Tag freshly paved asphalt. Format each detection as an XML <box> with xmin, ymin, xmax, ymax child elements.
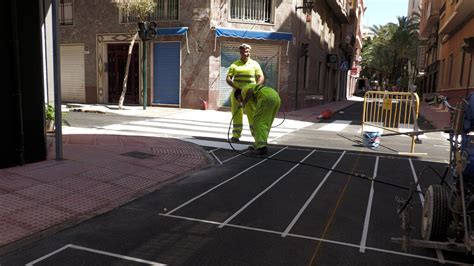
<box><xmin>1</xmin><ymin>102</ymin><xmax>473</xmax><ymax>265</ymax></box>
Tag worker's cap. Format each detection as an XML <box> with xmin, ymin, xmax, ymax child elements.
<box><xmin>239</xmin><ymin>43</ymin><xmax>252</xmax><ymax>50</ymax></box>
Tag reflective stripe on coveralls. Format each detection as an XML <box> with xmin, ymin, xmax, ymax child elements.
<box><xmin>241</xmin><ymin>84</ymin><xmax>281</xmax><ymax>149</ymax></box>
<box><xmin>227</xmin><ymin>59</ymin><xmax>263</xmax><ymax>139</ymax></box>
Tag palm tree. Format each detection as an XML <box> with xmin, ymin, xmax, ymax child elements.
<box><xmin>361</xmin><ymin>23</ymin><xmax>397</xmax><ymax>88</ymax></box>
<box><xmin>390</xmin><ymin>16</ymin><xmax>419</xmax><ymax>88</ymax></box>
<box><xmin>361</xmin><ymin>15</ymin><xmax>419</xmax><ymax>90</ymax></box>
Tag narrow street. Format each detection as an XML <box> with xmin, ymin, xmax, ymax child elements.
<box><xmin>3</xmin><ymin>0</ymin><xmax>474</xmax><ymax>265</ymax></box>
<box><xmin>1</xmin><ymin>104</ymin><xmax>471</xmax><ymax>265</ymax></box>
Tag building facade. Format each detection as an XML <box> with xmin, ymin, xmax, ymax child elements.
<box><xmin>51</xmin><ymin>0</ymin><xmax>356</xmax><ymax>111</ymax></box>
<box><xmin>418</xmin><ymin>0</ymin><xmax>474</xmax><ymax>99</ymax></box>
<box><xmin>418</xmin><ymin>0</ymin><xmax>441</xmax><ymax>95</ymax></box>
<box><xmin>408</xmin><ymin>0</ymin><xmax>421</xmax><ymax>18</ymax></box>
<box><xmin>437</xmin><ymin>0</ymin><xmax>474</xmax><ymax>99</ymax></box>
<box><xmin>345</xmin><ymin>0</ymin><xmax>365</xmax><ymax>97</ymax></box>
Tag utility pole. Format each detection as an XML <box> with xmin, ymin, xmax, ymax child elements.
<box><xmin>137</xmin><ymin>21</ymin><xmax>157</xmax><ymax>110</ymax></box>
<box><xmin>142</xmin><ymin>40</ymin><xmax>147</xmax><ymax>110</ymax></box>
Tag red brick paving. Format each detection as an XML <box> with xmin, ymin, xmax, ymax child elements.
<box><xmin>0</xmin><ymin>134</ymin><xmax>212</xmax><ymax>249</ymax></box>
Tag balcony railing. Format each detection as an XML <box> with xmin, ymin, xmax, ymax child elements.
<box><xmin>120</xmin><ymin>0</ymin><xmax>179</xmax><ymax>23</ymax></box>
<box><xmin>229</xmin><ymin>0</ymin><xmax>273</xmax><ymax>23</ymax></box>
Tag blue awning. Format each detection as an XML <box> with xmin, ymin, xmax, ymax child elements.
<box><xmin>215</xmin><ymin>27</ymin><xmax>293</xmax><ymax>41</ymax></box>
<box><xmin>155</xmin><ymin>27</ymin><xmax>189</xmax><ymax>53</ymax></box>
<box><xmin>156</xmin><ymin>27</ymin><xmax>188</xmax><ymax>36</ymax></box>
<box><xmin>213</xmin><ymin>27</ymin><xmax>293</xmax><ymax>54</ymax></box>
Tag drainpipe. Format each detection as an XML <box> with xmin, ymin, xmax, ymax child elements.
<box><xmin>10</xmin><ymin>0</ymin><xmax>25</xmax><ymax>165</ymax></box>
<box><xmin>466</xmin><ymin>52</ymin><xmax>472</xmax><ymax>97</ymax></box>
<box><xmin>295</xmin><ymin>2</ymin><xmax>304</xmax><ymax>111</ymax></box>
<box><xmin>52</xmin><ymin>0</ymin><xmax>63</xmax><ymax>160</ymax></box>
<box><xmin>143</xmin><ymin>40</ymin><xmax>147</xmax><ymax>110</ymax></box>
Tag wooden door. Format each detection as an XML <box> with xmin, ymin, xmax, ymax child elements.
<box><xmin>107</xmin><ymin>43</ymin><xmax>139</xmax><ymax>104</ymax></box>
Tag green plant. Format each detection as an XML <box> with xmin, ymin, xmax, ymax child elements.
<box><xmin>44</xmin><ymin>104</ymin><xmax>70</xmax><ymax>126</ymax></box>
<box><xmin>115</xmin><ymin>0</ymin><xmax>157</xmax><ymax>22</ymax></box>
<box><xmin>45</xmin><ymin>104</ymin><xmax>55</xmax><ymax>121</ymax></box>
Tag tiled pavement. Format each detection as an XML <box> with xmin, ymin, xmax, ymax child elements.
<box><xmin>418</xmin><ymin>101</ymin><xmax>451</xmax><ymax>129</ymax></box>
<box><xmin>0</xmin><ymin>96</ymin><xmax>446</xmax><ymax>253</ymax></box>
<box><xmin>0</xmin><ymin>134</ymin><xmax>212</xmax><ymax>253</ymax></box>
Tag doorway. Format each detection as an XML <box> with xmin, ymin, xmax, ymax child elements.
<box><xmin>107</xmin><ymin>43</ymin><xmax>139</xmax><ymax>104</ymax></box>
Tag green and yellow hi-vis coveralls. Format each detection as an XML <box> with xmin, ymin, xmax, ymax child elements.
<box><xmin>227</xmin><ymin>58</ymin><xmax>263</xmax><ymax>139</ymax></box>
<box><xmin>241</xmin><ymin>84</ymin><xmax>281</xmax><ymax>149</ymax></box>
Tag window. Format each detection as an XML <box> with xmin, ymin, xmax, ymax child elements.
<box><xmin>440</xmin><ymin>59</ymin><xmax>445</xmax><ymax>87</ymax></box>
<box><xmin>304</xmin><ymin>56</ymin><xmax>310</xmax><ymax>89</ymax></box>
<box><xmin>120</xmin><ymin>0</ymin><xmax>179</xmax><ymax>23</ymax></box>
<box><xmin>460</xmin><ymin>50</ymin><xmax>465</xmax><ymax>86</ymax></box>
<box><xmin>470</xmin><ymin>53</ymin><xmax>474</xmax><ymax>87</ymax></box>
<box><xmin>230</xmin><ymin>0</ymin><xmax>273</xmax><ymax>23</ymax></box>
<box><xmin>317</xmin><ymin>61</ymin><xmax>322</xmax><ymax>91</ymax></box>
<box><xmin>59</xmin><ymin>0</ymin><xmax>73</xmax><ymax>26</ymax></box>
<box><xmin>448</xmin><ymin>54</ymin><xmax>454</xmax><ymax>87</ymax></box>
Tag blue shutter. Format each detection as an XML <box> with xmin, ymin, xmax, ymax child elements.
<box><xmin>153</xmin><ymin>42</ymin><xmax>180</xmax><ymax>105</ymax></box>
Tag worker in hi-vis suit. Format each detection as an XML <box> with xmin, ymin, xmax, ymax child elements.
<box><xmin>234</xmin><ymin>84</ymin><xmax>280</xmax><ymax>156</ymax></box>
<box><xmin>226</xmin><ymin>43</ymin><xmax>264</xmax><ymax>143</ymax></box>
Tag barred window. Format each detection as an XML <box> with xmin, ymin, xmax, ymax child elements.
<box><xmin>120</xmin><ymin>0</ymin><xmax>179</xmax><ymax>23</ymax></box>
<box><xmin>59</xmin><ymin>0</ymin><xmax>73</xmax><ymax>26</ymax></box>
<box><xmin>230</xmin><ymin>0</ymin><xmax>273</xmax><ymax>24</ymax></box>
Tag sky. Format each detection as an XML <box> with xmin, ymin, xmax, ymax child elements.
<box><xmin>363</xmin><ymin>0</ymin><xmax>409</xmax><ymax>28</ymax></box>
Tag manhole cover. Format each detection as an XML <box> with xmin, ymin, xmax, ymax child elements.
<box><xmin>121</xmin><ymin>151</ymin><xmax>155</xmax><ymax>159</ymax></box>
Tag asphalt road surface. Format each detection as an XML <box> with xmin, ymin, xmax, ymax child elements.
<box><xmin>1</xmin><ymin>103</ymin><xmax>470</xmax><ymax>265</ymax></box>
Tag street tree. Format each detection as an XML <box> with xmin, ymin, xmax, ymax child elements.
<box><xmin>361</xmin><ymin>15</ymin><xmax>419</xmax><ymax>90</ymax></box>
<box><xmin>112</xmin><ymin>0</ymin><xmax>157</xmax><ymax>109</ymax></box>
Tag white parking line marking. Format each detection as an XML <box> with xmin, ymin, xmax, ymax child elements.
<box><xmin>26</xmin><ymin>244</ymin><xmax>165</xmax><ymax>265</ymax></box>
<box><xmin>222</xmin><ymin>150</ymin><xmax>249</xmax><ymax>163</ymax></box>
<box><xmin>26</xmin><ymin>245</ymin><xmax>71</xmax><ymax>266</ymax></box>
<box><xmin>186</xmin><ymin>139</ymin><xmax>248</xmax><ymax>150</ymax></box>
<box><xmin>318</xmin><ymin>120</ymin><xmax>351</xmax><ymax>132</ymax></box>
<box><xmin>433</xmin><ymin>145</ymin><xmax>449</xmax><ymax>148</ymax></box>
<box><xmin>359</xmin><ymin>156</ymin><xmax>378</xmax><ymax>253</ymax></box>
<box><xmin>209</xmin><ymin>150</ymin><xmax>223</xmax><ymax>165</ymax></box>
<box><xmin>364</xmin><ymin>245</ymin><xmax>457</xmax><ymax>264</ymax></box>
<box><xmin>218</xmin><ymin>150</ymin><xmax>317</xmax><ymax>228</ymax></box>
<box><xmin>166</xmin><ymin>147</ymin><xmax>288</xmax><ymax>215</ymax></box>
<box><xmin>68</xmin><ymin>244</ymin><xmax>165</xmax><ymax>265</ymax></box>
<box><xmin>281</xmin><ymin>151</ymin><xmax>346</xmax><ymax>237</ymax></box>
<box><xmin>160</xmin><ymin>213</ymin><xmax>221</xmax><ymax>225</ymax></box>
<box><xmin>436</xmin><ymin>249</ymin><xmax>445</xmax><ymax>264</ymax></box>
<box><xmin>160</xmin><ymin>213</ymin><xmax>465</xmax><ymax>265</ymax></box>
<box><xmin>409</xmin><ymin>159</ymin><xmax>424</xmax><ymax>207</ymax></box>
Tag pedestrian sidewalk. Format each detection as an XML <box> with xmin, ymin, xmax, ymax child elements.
<box><xmin>0</xmin><ymin>134</ymin><xmax>212</xmax><ymax>254</ymax></box>
<box><xmin>0</xmin><ymin>96</ymin><xmax>407</xmax><ymax>254</ymax></box>
<box><xmin>418</xmin><ymin>101</ymin><xmax>451</xmax><ymax>129</ymax></box>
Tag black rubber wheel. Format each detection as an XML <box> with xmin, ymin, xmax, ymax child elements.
<box><xmin>421</xmin><ymin>184</ymin><xmax>451</xmax><ymax>241</ymax></box>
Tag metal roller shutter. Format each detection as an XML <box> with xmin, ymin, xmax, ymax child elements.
<box><xmin>152</xmin><ymin>42</ymin><xmax>181</xmax><ymax>105</ymax></box>
<box><xmin>219</xmin><ymin>42</ymin><xmax>280</xmax><ymax>107</ymax></box>
<box><xmin>60</xmin><ymin>45</ymin><xmax>85</xmax><ymax>103</ymax></box>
